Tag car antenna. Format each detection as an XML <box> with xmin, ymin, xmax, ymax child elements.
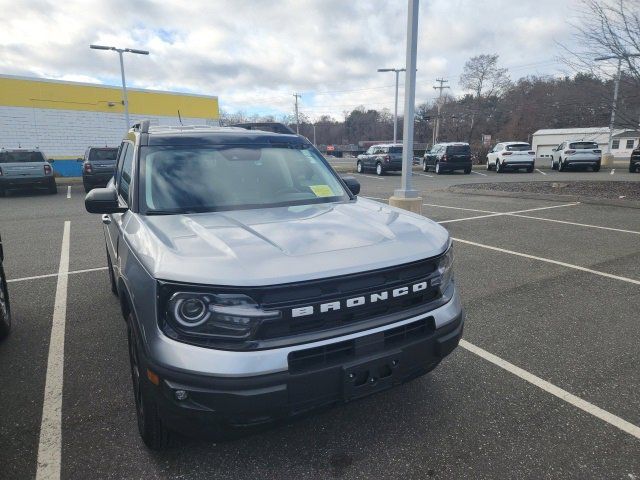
<box><xmin>177</xmin><ymin>109</ymin><xmax>183</xmax><ymax>126</ymax></box>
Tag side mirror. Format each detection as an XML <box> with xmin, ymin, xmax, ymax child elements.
<box><xmin>341</xmin><ymin>176</ymin><xmax>360</xmax><ymax>196</ymax></box>
<box><xmin>77</xmin><ymin>157</ymin><xmax>84</xmax><ymax>162</ymax></box>
<box><xmin>85</xmin><ymin>187</ymin><xmax>127</xmax><ymax>214</ymax></box>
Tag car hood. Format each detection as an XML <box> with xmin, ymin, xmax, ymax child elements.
<box><xmin>124</xmin><ymin>198</ymin><xmax>449</xmax><ymax>286</ymax></box>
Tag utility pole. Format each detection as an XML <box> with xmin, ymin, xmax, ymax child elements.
<box><xmin>389</xmin><ymin>0</ymin><xmax>421</xmax><ymax>214</ymax></box>
<box><xmin>377</xmin><ymin>68</ymin><xmax>406</xmax><ymax>143</ymax></box>
<box><xmin>595</xmin><ymin>53</ymin><xmax>640</xmax><ymax>155</ymax></box>
<box><xmin>293</xmin><ymin>93</ymin><xmax>302</xmax><ymax>134</ymax></box>
<box><xmin>433</xmin><ymin>78</ymin><xmax>449</xmax><ymax>144</ymax></box>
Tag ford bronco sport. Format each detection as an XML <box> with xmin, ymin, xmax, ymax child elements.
<box><xmin>84</xmin><ymin>121</ymin><xmax>464</xmax><ymax>450</ymax></box>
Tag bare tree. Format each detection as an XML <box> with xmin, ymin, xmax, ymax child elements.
<box><xmin>459</xmin><ymin>54</ymin><xmax>511</xmax><ymax>99</ymax></box>
<box><xmin>560</xmin><ymin>0</ymin><xmax>640</xmax><ymax>84</ymax></box>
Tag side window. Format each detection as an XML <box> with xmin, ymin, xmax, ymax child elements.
<box><xmin>114</xmin><ymin>143</ymin><xmax>127</xmax><ymax>185</ymax></box>
<box><xmin>612</xmin><ymin>140</ymin><xmax>620</xmax><ymax>150</ymax></box>
<box><xmin>626</xmin><ymin>139</ymin><xmax>634</xmax><ymax>149</ymax></box>
<box><xmin>366</xmin><ymin>147</ymin><xmax>374</xmax><ymax>155</ymax></box>
<box><xmin>117</xmin><ymin>143</ymin><xmax>134</xmax><ymax>203</ymax></box>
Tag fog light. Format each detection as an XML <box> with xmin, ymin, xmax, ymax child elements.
<box><xmin>175</xmin><ymin>390</ymin><xmax>188</xmax><ymax>401</ymax></box>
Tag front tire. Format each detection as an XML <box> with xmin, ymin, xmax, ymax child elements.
<box><xmin>435</xmin><ymin>162</ymin><xmax>443</xmax><ymax>175</ymax></box>
<box><xmin>464</xmin><ymin>166</ymin><xmax>471</xmax><ymax>174</ymax></box>
<box><xmin>551</xmin><ymin>159</ymin><xmax>557</xmax><ymax>170</ymax></box>
<box><xmin>48</xmin><ymin>179</ymin><xmax>58</xmax><ymax>194</ymax></box>
<box><xmin>375</xmin><ymin>162</ymin><xmax>383</xmax><ymax>176</ymax></box>
<box><xmin>496</xmin><ymin>160</ymin><xmax>503</xmax><ymax>173</ymax></box>
<box><xmin>486</xmin><ymin>161</ymin><xmax>492</xmax><ymax>171</ymax></box>
<box><xmin>559</xmin><ymin>158</ymin><xmax>566</xmax><ymax>171</ymax></box>
<box><xmin>422</xmin><ymin>160</ymin><xmax>428</xmax><ymax>172</ymax></box>
<box><xmin>128</xmin><ymin>318</ymin><xmax>172</xmax><ymax>451</ymax></box>
<box><xmin>526</xmin><ymin>165</ymin><xmax>534</xmax><ymax>173</ymax></box>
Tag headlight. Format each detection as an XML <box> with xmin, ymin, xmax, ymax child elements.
<box><xmin>166</xmin><ymin>292</ymin><xmax>281</xmax><ymax>340</ymax></box>
<box><xmin>434</xmin><ymin>244</ymin><xmax>454</xmax><ymax>292</ymax></box>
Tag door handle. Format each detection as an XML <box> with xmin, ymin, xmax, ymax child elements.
<box><xmin>102</xmin><ymin>215</ymin><xmax>112</xmax><ymax>225</ymax></box>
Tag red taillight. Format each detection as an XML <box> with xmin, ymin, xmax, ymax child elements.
<box><xmin>442</xmin><ymin>154</ymin><xmax>448</xmax><ymax>161</ymax></box>
<box><xmin>528</xmin><ymin>151</ymin><xmax>535</xmax><ymax>155</ymax></box>
<box><xmin>84</xmin><ymin>163</ymin><xmax>93</xmax><ymax>173</ymax></box>
<box><xmin>502</xmin><ymin>152</ymin><xmax>513</xmax><ymax>156</ymax></box>
<box><xmin>593</xmin><ymin>149</ymin><xmax>601</xmax><ymax>153</ymax></box>
<box><xmin>384</xmin><ymin>155</ymin><xmax>390</xmax><ymax>162</ymax></box>
<box><xmin>564</xmin><ymin>150</ymin><xmax>576</xmax><ymax>154</ymax></box>
<box><xmin>44</xmin><ymin>164</ymin><xmax>52</xmax><ymax>175</ymax></box>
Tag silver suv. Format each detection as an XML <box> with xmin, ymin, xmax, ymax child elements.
<box><xmin>85</xmin><ymin>121</ymin><xmax>464</xmax><ymax>450</ymax></box>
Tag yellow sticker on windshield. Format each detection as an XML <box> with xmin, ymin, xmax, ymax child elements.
<box><xmin>309</xmin><ymin>185</ymin><xmax>334</xmax><ymax>197</ymax></box>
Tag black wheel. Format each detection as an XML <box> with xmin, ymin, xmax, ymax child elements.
<box><xmin>48</xmin><ymin>180</ymin><xmax>58</xmax><ymax>194</ymax></box>
<box><xmin>375</xmin><ymin>162</ymin><xmax>383</xmax><ymax>176</ymax></box>
<box><xmin>486</xmin><ymin>161</ymin><xmax>493</xmax><ymax>171</ymax></box>
<box><xmin>356</xmin><ymin>161</ymin><xmax>363</xmax><ymax>173</ymax></box>
<box><xmin>496</xmin><ymin>160</ymin><xmax>503</xmax><ymax>173</ymax></box>
<box><xmin>435</xmin><ymin>162</ymin><xmax>443</xmax><ymax>175</ymax></box>
<box><xmin>559</xmin><ymin>158</ymin><xmax>566</xmax><ymax>171</ymax></box>
<box><xmin>106</xmin><ymin>250</ymin><xmax>118</xmax><ymax>295</ymax></box>
<box><xmin>592</xmin><ymin>162</ymin><xmax>600</xmax><ymax>172</ymax></box>
<box><xmin>0</xmin><ymin>266</ymin><xmax>11</xmax><ymax>340</ymax></box>
<box><xmin>526</xmin><ymin>165</ymin><xmax>534</xmax><ymax>173</ymax></box>
<box><xmin>630</xmin><ymin>164</ymin><xmax>638</xmax><ymax>173</ymax></box>
<box><xmin>551</xmin><ymin>159</ymin><xmax>557</xmax><ymax>170</ymax></box>
<box><xmin>422</xmin><ymin>160</ymin><xmax>428</xmax><ymax>172</ymax></box>
<box><xmin>464</xmin><ymin>166</ymin><xmax>471</xmax><ymax>174</ymax></box>
<box><xmin>127</xmin><ymin>317</ymin><xmax>172</xmax><ymax>450</ymax></box>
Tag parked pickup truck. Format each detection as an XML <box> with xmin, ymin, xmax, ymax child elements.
<box><xmin>0</xmin><ymin>149</ymin><xmax>57</xmax><ymax>195</ymax></box>
<box><xmin>356</xmin><ymin>144</ymin><xmax>403</xmax><ymax>176</ymax></box>
<box><xmin>85</xmin><ymin>122</ymin><xmax>464</xmax><ymax>450</ymax></box>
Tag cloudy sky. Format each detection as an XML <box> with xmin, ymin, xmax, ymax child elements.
<box><xmin>0</xmin><ymin>0</ymin><xmax>581</xmax><ymax>120</ymax></box>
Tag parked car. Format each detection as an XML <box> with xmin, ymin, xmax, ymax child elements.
<box><xmin>486</xmin><ymin>142</ymin><xmax>535</xmax><ymax>173</ymax></box>
<box><xmin>85</xmin><ymin>121</ymin><xmax>463</xmax><ymax>450</ymax></box>
<box><xmin>0</xmin><ymin>149</ymin><xmax>57</xmax><ymax>195</ymax></box>
<box><xmin>423</xmin><ymin>143</ymin><xmax>472</xmax><ymax>174</ymax></box>
<box><xmin>0</xmin><ymin>234</ymin><xmax>11</xmax><ymax>340</ymax></box>
<box><xmin>550</xmin><ymin>141</ymin><xmax>601</xmax><ymax>171</ymax></box>
<box><xmin>82</xmin><ymin>147</ymin><xmax>119</xmax><ymax>192</ymax></box>
<box><xmin>630</xmin><ymin>147</ymin><xmax>640</xmax><ymax>173</ymax></box>
<box><xmin>356</xmin><ymin>144</ymin><xmax>403</xmax><ymax>175</ymax></box>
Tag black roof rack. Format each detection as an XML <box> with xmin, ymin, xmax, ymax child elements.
<box><xmin>230</xmin><ymin>122</ymin><xmax>296</xmax><ymax>135</ymax></box>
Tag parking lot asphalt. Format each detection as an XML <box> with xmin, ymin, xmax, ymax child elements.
<box><xmin>0</xmin><ymin>171</ymin><xmax>639</xmax><ymax>479</ymax></box>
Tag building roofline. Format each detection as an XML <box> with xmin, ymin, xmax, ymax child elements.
<box><xmin>0</xmin><ymin>73</ymin><xmax>217</xmax><ymax>100</ymax></box>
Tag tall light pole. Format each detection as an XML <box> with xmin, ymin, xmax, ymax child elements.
<box><xmin>433</xmin><ymin>78</ymin><xmax>449</xmax><ymax>144</ymax></box>
<box><xmin>293</xmin><ymin>93</ymin><xmax>302</xmax><ymax>134</ymax></box>
<box><xmin>595</xmin><ymin>53</ymin><xmax>640</xmax><ymax>155</ymax></box>
<box><xmin>312</xmin><ymin>122</ymin><xmax>317</xmax><ymax>146</ymax></box>
<box><xmin>378</xmin><ymin>68</ymin><xmax>406</xmax><ymax>144</ymax></box>
<box><xmin>389</xmin><ymin>0</ymin><xmax>421</xmax><ymax>214</ymax></box>
<box><xmin>90</xmin><ymin>44</ymin><xmax>149</xmax><ymax>130</ymax></box>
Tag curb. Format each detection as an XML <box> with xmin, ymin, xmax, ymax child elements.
<box><xmin>54</xmin><ymin>177</ymin><xmax>83</xmax><ymax>186</ymax></box>
<box><xmin>448</xmin><ymin>186</ymin><xmax>640</xmax><ymax>210</ymax></box>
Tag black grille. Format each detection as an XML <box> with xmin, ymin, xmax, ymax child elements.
<box><xmin>288</xmin><ymin>317</ymin><xmax>433</xmax><ymax>373</ymax></box>
<box><xmin>256</xmin><ymin>256</ymin><xmax>441</xmax><ymax>340</ymax></box>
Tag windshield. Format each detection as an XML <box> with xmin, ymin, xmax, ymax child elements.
<box><xmin>506</xmin><ymin>143</ymin><xmax>531</xmax><ymax>151</ymax></box>
<box><xmin>388</xmin><ymin>146</ymin><xmax>402</xmax><ymax>153</ymax></box>
<box><xmin>569</xmin><ymin>142</ymin><xmax>599</xmax><ymax>150</ymax></box>
<box><xmin>0</xmin><ymin>151</ymin><xmax>45</xmax><ymax>163</ymax></box>
<box><xmin>89</xmin><ymin>149</ymin><xmax>118</xmax><ymax>161</ymax></box>
<box><xmin>139</xmin><ymin>145</ymin><xmax>350</xmax><ymax>214</ymax></box>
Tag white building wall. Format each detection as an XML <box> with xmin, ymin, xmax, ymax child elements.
<box><xmin>0</xmin><ymin>106</ymin><xmax>218</xmax><ymax>158</ymax></box>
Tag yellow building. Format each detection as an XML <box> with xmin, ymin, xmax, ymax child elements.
<box><xmin>0</xmin><ymin>74</ymin><xmax>219</xmax><ymax>168</ymax></box>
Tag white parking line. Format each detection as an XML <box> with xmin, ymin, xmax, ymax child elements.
<box><xmin>7</xmin><ymin>266</ymin><xmax>108</xmax><ymax>284</ymax></box>
<box><xmin>437</xmin><ymin>202</ymin><xmax>580</xmax><ymax>224</ymax></box>
<box><xmin>471</xmin><ymin>171</ymin><xmax>487</xmax><ymax>176</ymax></box>
<box><xmin>460</xmin><ymin>340</ymin><xmax>640</xmax><ymax>440</ymax></box>
<box><xmin>66</xmin><ymin>186</ymin><xmax>71</xmax><ymax>199</ymax></box>
<box><xmin>357</xmin><ymin>174</ymin><xmax>385</xmax><ymax>180</ymax></box>
<box><xmin>536</xmin><ymin>169</ymin><xmax>547</xmax><ymax>175</ymax></box>
<box><xmin>423</xmin><ymin>203</ymin><xmax>496</xmax><ymax>214</ymax></box>
<box><xmin>452</xmin><ymin>237</ymin><xmax>640</xmax><ymax>285</ymax></box>
<box><xmin>36</xmin><ymin>221</ymin><xmax>70</xmax><ymax>480</ymax></box>
<box><xmin>509</xmin><ymin>213</ymin><xmax>640</xmax><ymax>235</ymax></box>
<box><xmin>361</xmin><ymin>196</ymin><xmax>387</xmax><ymax>201</ymax></box>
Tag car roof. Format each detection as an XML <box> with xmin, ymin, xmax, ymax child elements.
<box><xmin>370</xmin><ymin>143</ymin><xmax>403</xmax><ymax>148</ymax></box>
<box><xmin>139</xmin><ymin>125</ymin><xmax>308</xmax><ymax>147</ymax></box>
<box><xmin>1</xmin><ymin>148</ymin><xmax>43</xmax><ymax>152</ymax></box>
<box><xmin>501</xmin><ymin>141</ymin><xmax>530</xmax><ymax>145</ymax></box>
<box><xmin>438</xmin><ymin>142</ymin><xmax>469</xmax><ymax>146</ymax></box>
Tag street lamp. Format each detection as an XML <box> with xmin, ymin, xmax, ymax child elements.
<box><xmin>595</xmin><ymin>53</ymin><xmax>640</xmax><ymax>155</ymax></box>
<box><xmin>90</xmin><ymin>44</ymin><xmax>149</xmax><ymax>130</ymax></box>
<box><xmin>377</xmin><ymin>68</ymin><xmax>406</xmax><ymax>144</ymax></box>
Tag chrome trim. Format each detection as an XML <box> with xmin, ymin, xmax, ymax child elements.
<box><xmin>148</xmin><ymin>286</ymin><xmax>463</xmax><ymax>377</ymax></box>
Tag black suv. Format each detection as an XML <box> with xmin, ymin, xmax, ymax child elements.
<box><xmin>0</xmin><ymin>235</ymin><xmax>11</xmax><ymax>340</ymax></box>
<box><xmin>423</xmin><ymin>143</ymin><xmax>472</xmax><ymax>174</ymax></box>
<box><xmin>630</xmin><ymin>147</ymin><xmax>640</xmax><ymax>173</ymax></box>
<box><xmin>356</xmin><ymin>144</ymin><xmax>403</xmax><ymax>176</ymax></box>
<box><xmin>82</xmin><ymin>147</ymin><xmax>119</xmax><ymax>192</ymax></box>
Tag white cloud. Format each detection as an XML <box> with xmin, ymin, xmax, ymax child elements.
<box><xmin>0</xmin><ymin>0</ymin><xmax>579</xmax><ymax>119</ymax></box>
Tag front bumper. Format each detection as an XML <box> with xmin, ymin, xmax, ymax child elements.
<box><xmin>142</xmin><ymin>291</ymin><xmax>464</xmax><ymax>434</ymax></box>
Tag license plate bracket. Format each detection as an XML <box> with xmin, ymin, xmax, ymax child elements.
<box><xmin>342</xmin><ymin>351</ymin><xmax>402</xmax><ymax>402</ymax></box>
